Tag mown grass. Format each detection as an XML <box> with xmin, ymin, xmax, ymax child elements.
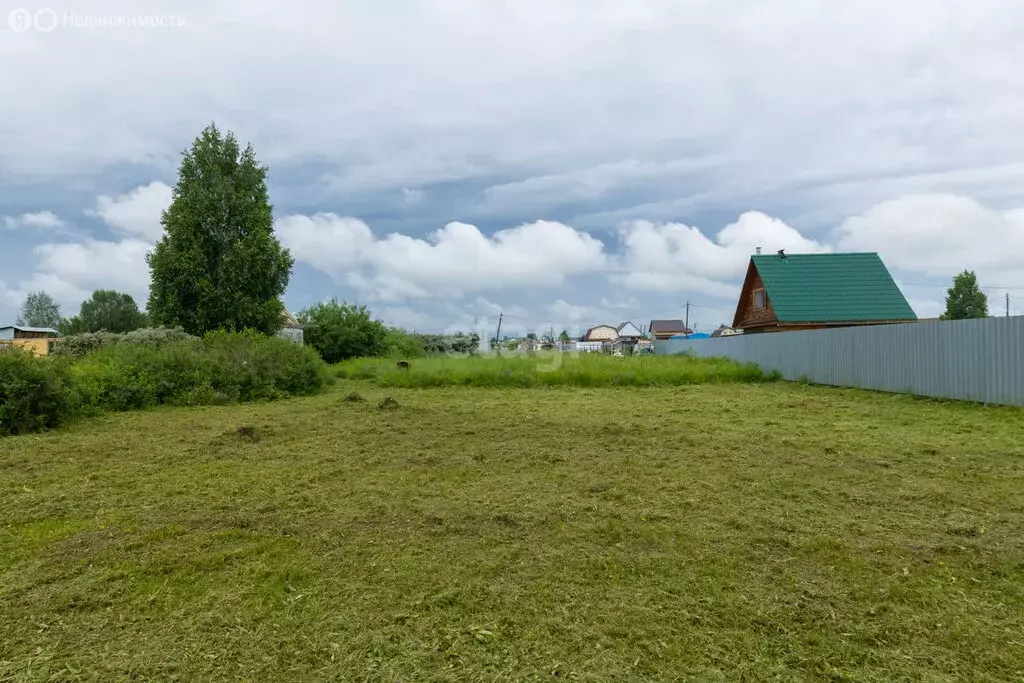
<box><xmin>335</xmin><ymin>352</ymin><xmax>775</xmax><ymax>387</ymax></box>
<box><xmin>1</xmin><ymin>380</ymin><xmax>1023</xmax><ymax>681</ymax></box>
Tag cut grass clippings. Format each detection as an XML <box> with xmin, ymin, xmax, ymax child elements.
<box><xmin>1</xmin><ymin>380</ymin><xmax>1023</xmax><ymax>681</ymax></box>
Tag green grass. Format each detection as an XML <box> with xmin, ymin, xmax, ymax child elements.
<box><xmin>1</xmin><ymin>380</ymin><xmax>1023</xmax><ymax>681</ymax></box>
<box><xmin>335</xmin><ymin>352</ymin><xmax>775</xmax><ymax>387</ymax></box>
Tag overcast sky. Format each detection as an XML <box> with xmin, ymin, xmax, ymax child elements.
<box><xmin>3</xmin><ymin>0</ymin><xmax>1024</xmax><ymax>336</ymax></box>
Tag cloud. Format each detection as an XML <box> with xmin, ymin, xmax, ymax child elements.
<box><xmin>3</xmin><ymin>211</ymin><xmax>67</xmax><ymax>231</ymax></box>
<box><xmin>277</xmin><ymin>214</ymin><xmax>608</xmax><ymax>301</ymax></box>
<box><xmin>90</xmin><ymin>181</ymin><xmax>173</xmax><ymax>241</ymax></box>
<box><xmin>0</xmin><ymin>181</ymin><xmax>169</xmax><ymax>317</ymax></box>
<box><xmin>3</xmin><ymin>0</ymin><xmax>1024</xmax><ymax>233</ymax></box>
<box><xmin>617</xmin><ymin>211</ymin><xmax>830</xmax><ymax>294</ymax></box>
<box><xmin>836</xmin><ymin>193</ymin><xmax>1024</xmax><ymax>281</ymax></box>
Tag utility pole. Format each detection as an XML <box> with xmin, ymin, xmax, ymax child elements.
<box><xmin>494</xmin><ymin>312</ymin><xmax>503</xmax><ymax>345</ymax></box>
<box><xmin>685</xmin><ymin>300</ymin><xmax>690</xmax><ymax>331</ymax></box>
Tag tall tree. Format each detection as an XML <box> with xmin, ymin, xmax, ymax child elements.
<box><xmin>147</xmin><ymin>123</ymin><xmax>294</xmax><ymax>335</ymax></box>
<box><xmin>941</xmin><ymin>270</ymin><xmax>988</xmax><ymax>320</ymax></box>
<box><xmin>63</xmin><ymin>289</ymin><xmax>149</xmax><ymax>334</ymax></box>
<box><xmin>558</xmin><ymin>329</ymin><xmax>570</xmax><ymax>343</ymax></box>
<box><xmin>16</xmin><ymin>290</ymin><xmax>62</xmax><ymax>329</ymax></box>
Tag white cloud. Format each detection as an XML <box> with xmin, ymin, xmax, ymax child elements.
<box><xmin>90</xmin><ymin>181</ymin><xmax>173</xmax><ymax>241</ymax></box>
<box><xmin>836</xmin><ymin>193</ymin><xmax>1024</xmax><ymax>282</ymax></box>
<box><xmin>5</xmin><ymin>239</ymin><xmax>154</xmax><ymax>316</ymax></box>
<box><xmin>3</xmin><ymin>211</ymin><xmax>67</xmax><ymax>231</ymax></box>
<box><xmin>2</xmin><ymin>0</ymin><xmax>1024</xmax><ymax>230</ymax></box>
<box><xmin>618</xmin><ymin>211</ymin><xmax>830</xmax><ymax>294</ymax></box>
<box><xmin>278</xmin><ymin>214</ymin><xmax>608</xmax><ymax>301</ymax></box>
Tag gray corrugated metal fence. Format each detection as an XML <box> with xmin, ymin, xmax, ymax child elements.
<box><xmin>656</xmin><ymin>317</ymin><xmax>1024</xmax><ymax>406</ymax></box>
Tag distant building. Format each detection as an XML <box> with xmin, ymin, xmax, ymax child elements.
<box><xmin>583</xmin><ymin>324</ymin><xmax>618</xmax><ymax>342</ymax></box>
<box><xmin>648</xmin><ymin>319</ymin><xmax>692</xmax><ymax>340</ymax></box>
<box><xmin>0</xmin><ymin>325</ymin><xmax>61</xmax><ymax>356</ymax></box>
<box><xmin>615</xmin><ymin>321</ymin><xmax>645</xmax><ymax>340</ymax></box>
<box><xmin>0</xmin><ymin>325</ymin><xmax>59</xmax><ymax>340</ymax></box>
<box><xmin>733</xmin><ymin>252</ymin><xmax>917</xmax><ymax>333</ymax></box>
<box><xmin>275</xmin><ymin>311</ymin><xmax>304</xmax><ymax>345</ymax></box>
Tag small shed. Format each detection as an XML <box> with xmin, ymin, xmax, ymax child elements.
<box><xmin>0</xmin><ymin>325</ymin><xmax>59</xmax><ymax>340</ymax></box>
<box><xmin>0</xmin><ymin>325</ymin><xmax>61</xmax><ymax>356</ymax></box>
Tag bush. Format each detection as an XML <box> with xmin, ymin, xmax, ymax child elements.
<box><xmin>0</xmin><ymin>350</ymin><xmax>78</xmax><ymax>436</ymax></box>
<box><xmin>72</xmin><ymin>330</ymin><xmax>330</xmax><ymax>412</ymax></box>
<box><xmin>2</xmin><ymin>331</ymin><xmax>331</xmax><ymax>435</ymax></box>
<box><xmin>298</xmin><ymin>300</ymin><xmax>387</xmax><ymax>363</ymax></box>
<box><xmin>51</xmin><ymin>326</ymin><xmax>195</xmax><ymax>358</ymax></box>
<box><xmin>383</xmin><ymin>328</ymin><xmax>427</xmax><ymax>359</ymax></box>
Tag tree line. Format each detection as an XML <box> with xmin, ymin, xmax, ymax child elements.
<box><xmin>12</xmin><ymin>122</ymin><xmax>480</xmax><ymax>361</ymax></box>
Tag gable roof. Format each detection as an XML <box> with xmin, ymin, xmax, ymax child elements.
<box><xmin>648</xmin><ymin>319</ymin><xmax>691</xmax><ymax>335</ymax></box>
<box><xmin>616</xmin><ymin>321</ymin><xmax>644</xmax><ymax>337</ymax></box>
<box><xmin>747</xmin><ymin>252</ymin><xmax>916</xmax><ymax>323</ymax></box>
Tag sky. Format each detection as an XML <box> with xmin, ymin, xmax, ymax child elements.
<box><xmin>3</xmin><ymin>0</ymin><xmax>1024</xmax><ymax>339</ymax></box>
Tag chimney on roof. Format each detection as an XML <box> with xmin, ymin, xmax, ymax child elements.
<box><xmin>755</xmin><ymin>246</ymin><xmax>761</xmax><ymax>255</ymax></box>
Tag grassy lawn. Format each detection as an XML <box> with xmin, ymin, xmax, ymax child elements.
<box><xmin>1</xmin><ymin>377</ymin><xmax>1022</xmax><ymax>681</ymax></box>
<box><xmin>334</xmin><ymin>353</ymin><xmax>775</xmax><ymax>387</ymax></box>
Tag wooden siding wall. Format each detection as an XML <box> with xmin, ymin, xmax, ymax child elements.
<box><xmin>0</xmin><ymin>338</ymin><xmax>53</xmax><ymax>356</ymax></box>
<box><xmin>734</xmin><ymin>265</ymin><xmax>777</xmax><ymax>329</ymax></box>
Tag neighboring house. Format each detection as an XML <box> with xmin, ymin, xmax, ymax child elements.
<box><xmin>583</xmin><ymin>324</ymin><xmax>618</xmax><ymax>342</ymax></box>
<box><xmin>616</xmin><ymin>321</ymin><xmax>645</xmax><ymax>340</ymax></box>
<box><xmin>648</xmin><ymin>319</ymin><xmax>692</xmax><ymax>340</ymax></box>
<box><xmin>0</xmin><ymin>325</ymin><xmax>61</xmax><ymax>356</ymax></box>
<box><xmin>733</xmin><ymin>252</ymin><xmax>917</xmax><ymax>333</ymax></box>
<box><xmin>275</xmin><ymin>311</ymin><xmax>304</xmax><ymax>345</ymax></box>
<box><xmin>610</xmin><ymin>321</ymin><xmax>646</xmax><ymax>355</ymax></box>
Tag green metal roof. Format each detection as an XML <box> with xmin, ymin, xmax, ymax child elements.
<box><xmin>751</xmin><ymin>252</ymin><xmax>917</xmax><ymax>323</ymax></box>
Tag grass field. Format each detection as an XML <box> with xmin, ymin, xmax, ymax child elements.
<box><xmin>335</xmin><ymin>353</ymin><xmax>775</xmax><ymax>387</ymax></box>
<box><xmin>1</xmin><ymin>373</ymin><xmax>1023</xmax><ymax>681</ymax></box>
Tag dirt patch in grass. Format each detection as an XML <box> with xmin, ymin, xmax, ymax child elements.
<box><xmin>378</xmin><ymin>396</ymin><xmax>400</xmax><ymax>410</ymax></box>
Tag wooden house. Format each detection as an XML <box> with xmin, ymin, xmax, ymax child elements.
<box><xmin>583</xmin><ymin>324</ymin><xmax>618</xmax><ymax>342</ymax></box>
<box><xmin>648</xmin><ymin>319</ymin><xmax>692</xmax><ymax>340</ymax></box>
<box><xmin>733</xmin><ymin>252</ymin><xmax>916</xmax><ymax>333</ymax></box>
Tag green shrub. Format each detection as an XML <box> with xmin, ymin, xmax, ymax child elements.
<box><xmin>383</xmin><ymin>328</ymin><xmax>427</xmax><ymax>359</ymax></box>
<box><xmin>0</xmin><ymin>350</ymin><xmax>78</xmax><ymax>436</ymax></box>
<box><xmin>71</xmin><ymin>330</ymin><xmax>329</xmax><ymax>412</ymax></box>
<box><xmin>298</xmin><ymin>300</ymin><xmax>387</xmax><ymax>363</ymax></box>
<box><xmin>2</xmin><ymin>331</ymin><xmax>330</xmax><ymax>436</ymax></box>
<box><xmin>51</xmin><ymin>326</ymin><xmax>195</xmax><ymax>358</ymax></box>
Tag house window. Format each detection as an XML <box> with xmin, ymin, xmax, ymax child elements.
<box><xmin>753</xmin><ymin>289</ymin><xmax>766</xmax><ymax>310</ymax></box>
